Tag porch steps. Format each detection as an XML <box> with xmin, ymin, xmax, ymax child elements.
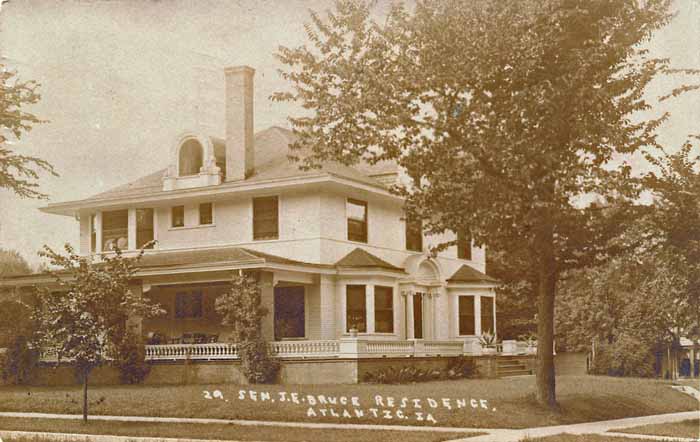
<box><xmin>496</xmin><ymin>356</ymin><xmax>533</xmax><ymax>377</ymax></box>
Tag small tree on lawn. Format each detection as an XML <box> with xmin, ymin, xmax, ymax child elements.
<box><xmin>215</xmin><ymin>271</ymin><xmax>278</xmax><ymax>383</ymax></box>
<box><xmin>33</xmin><ymin>244</ymin><xmax>163</xmax><ymax>421</ymax></box>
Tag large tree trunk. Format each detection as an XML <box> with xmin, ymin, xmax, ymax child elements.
<box><xmin>82</xmin><ymin>369</ymin><xmax>89</xmax><ymax>422</ymax></box>
<box><xmin>535</xmin><ymin>222</ymin><xmax>558</xmax><ymax>410</ymax></box>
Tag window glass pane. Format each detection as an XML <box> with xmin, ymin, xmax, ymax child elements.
<box><xmin>175</xmin><ymin>291</ymin><xmax>203</xmax><ymax>319</ymax></box>
<box><xmin>274</xmin><ymin>286</ymin><xmax>305</xmax><ymax>339</ymax></box>
<box><xmin>481</xmin><ymin>297</ymin><xmax>495</xmax><ymax>335</ymax></box>
<box><xmin>459</xmin><ymin>295</ymin><xmax>475</xmax><ymax>335</ymax></box>
<box><xmin>406</xmin><ymin>217</ymin><xmax>423</xmax><ymax>252</ymax></box>
<box><xmin>458</xmin><ymin>232</ymin><xmax>472</xmax><ymax>260</ymax></box>
<box><xmin>102</xmin><ymin>210</ymin><xmax>128</xmax><ymax>251</ymax></box>
<box><xmin>199</xmin><ymin>203</ymin><xmax>213</xmax><ymax>225</ymax></box>
<box><xmin>347</xmin><ymin>199</ymin><xmax>367</xmax><ymax>243</ymax></box>
<box><xmin>374</xmin><ymin>286</ymin><xmax>393</xmax><ymax>333</ymax></box>
<box><xmin>136</xmin><ymin>208</ymin><xmax>154</xmax><ymax>249</ymax></box>
<box><xmin>172</xmin><ymin>206</ymin><xmax>184</xmax><ymax>228</ymax></box>
<box><xmin>253</xmin><ymin>196</ymin><xmax>278</xmax><ymax>240</ymax></box>
<box><xmin>413</xmin><ymin>294</ymin><xmax>423</xmax><ymax>339</ymax></box>
<box><xmin>346</xmin><ymin>285</ymin><xmax>366</xmax><ymax>332</ymax></box>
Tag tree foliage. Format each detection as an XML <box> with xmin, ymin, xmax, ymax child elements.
<box><xmin>0</xmin><ymin>248</ymin><xmax>32</xmax><ymax>278</ymax></box>
<box><xmin>215</xmin><ymin>271</ymin><xmax>279</xmax><ymax>383</ymax></box>
<box><xmin>33</xmin><ymin>244</ymin><xmax>163</xmax><ymax>420</ymax></box>
<box><xmin>0</xmin><ymin>65</ymin><xmax>56</xmax><ymax>199</ymax></box>
<box><xmin>273</xmin><ymin>0</ymin><xmax>677</xmax><ymax>406</ymax></box>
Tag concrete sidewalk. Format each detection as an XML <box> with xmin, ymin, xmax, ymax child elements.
<box><xmin>1</xmin><ymin>410</ymin><xmax>698</xmax><ymax>442</ymax></box>
<box><xmin>446</xmin><ymin>410</ymin><xmax>700</xmax><ymax>442</ymax></box>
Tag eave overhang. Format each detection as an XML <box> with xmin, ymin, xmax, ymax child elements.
<box><xmin>41</xmin><ymin>173</ymin><xmax>401</xmax><ymax>217</ymax></box>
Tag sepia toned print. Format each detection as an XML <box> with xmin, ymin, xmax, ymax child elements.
<box><xmin>0</xmin><ymin>1</ymin><xmax>699</xmax><ymax>441</ymax></box>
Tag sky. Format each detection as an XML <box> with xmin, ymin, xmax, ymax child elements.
<box><xmin>0</xmin><ymin>0</ymin><xmax>699</xmax><ymax>268</ymax></box>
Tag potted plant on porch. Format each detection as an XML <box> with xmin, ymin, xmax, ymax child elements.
<box><xmin>478</xmin><ymin>331</ymin><xmax>499</xmax><ymax>355</ymax></box>
<box><xmin>520</xmin><ymin>332</ymin><xmax>538</xmax><ymax>355</ymax></box>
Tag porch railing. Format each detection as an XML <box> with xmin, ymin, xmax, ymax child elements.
<box><xmin>39</xmin><ymin>338</ymin><xmax>538</xmax><ymax>363</ymax></box>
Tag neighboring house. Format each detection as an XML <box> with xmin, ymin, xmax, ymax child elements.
<box><xmin>3</xmin><ymin>66</ymin><xmax>534</xmax><ymax>384</ymax></box>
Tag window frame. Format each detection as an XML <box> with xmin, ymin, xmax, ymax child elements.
<box><xmin>171</xmin><ymin>205</ymin><xmax>185</xmax><ymax>228</ymax></box>
<box><xmin>101</xmin><ymin>209</ymin><xmax>128</xmax><ymax>252</ymax></box>
<box><xmin>346</xmin><ymin>198</ymin><xmax>368</xmax><ymax>243</ymax></box>
<box><xmin>457</xmin><ymin>231</ymin><xmax>472</xmax><ymax>260</ymax></box>
<box><xmin>174</xmin><ymin>290</ymin><xmax>203</xmax><ymax>320</ymax></box>
<box><xmin>199</xmin><ymin>202</ymin><xmax>214</xmax><ymax>226</ymax></box>
<box><xmin>458</xmin><ymin>295</ymin><xmax>476</xmax><ymax>336</ymax></box>
<box><xmin>253</xmin><ymin>195</ymin><xmax>279</xmax><ymax>240</ymax></box>
<box><xmin>405</xmin><ymin>216</ymin><xmax>423</xmax><ymax>252</ymax></box>
<box><xmin>345</xmin><ymin>284</ymin><xmax>367</xmax><ymax>333</ymax></box>
<box><xmin>374</xmin><ymin>285</ymin><xmax>394</xmax><ymax>333</ymax></box>
<box><xmin>480</xmin><ymin>295</ymin><xmax>495</xmax><ymax>336</ymax></box>
<box><xmin>136</xmin><ymin>208</ymin><xmax>155</xmax><ymax>249</ymax></box>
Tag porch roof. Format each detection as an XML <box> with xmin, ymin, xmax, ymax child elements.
<box><xmin>447</xmin><ymin>265</ymin><xmax>500</xmax><ymax>284</ymax></box>
<box><xmin>136</xmin><ymin>246</ymin><xmax>332</xmax><ymax>271</ymax></box>
<box><xmin>334</xmin><ymin>248</ymin><xmax>404</xmax><ymax>272</ymax></box>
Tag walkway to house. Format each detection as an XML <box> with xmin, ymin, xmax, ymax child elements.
<box><xmin>1</xmin><ymin>410</ymin><xmax>699</xmax><ymax>442</ymax></box>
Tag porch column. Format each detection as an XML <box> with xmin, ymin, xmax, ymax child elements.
<box><xmin>319</xmin><ymin>275</ymin><xmax>336</xmax><ymax>340</ymax></box>
<box><xmin>126</xmin><ymin>282</ymin><xmax>144</xmax><ymax>337</ymax></box>
<box><xmin>366</xmin><ymin>284</ymin><xmax>375</xmax><ymax>334</ymax></box>
<box><xmin>128</xmin><ymin>208</ymin><xmax>137</xmax><ymax>250</ymax></box>
<box><xmin>403</xmin><ymin>290</ymin><xmax>415</xmax><ymax>339</ymax></box>
<box><xmin>95</xmin><ymin>211</ymin><xmax>103</xmax><ymax>253</ymax></box>
<box><xmin>259</xmin><ymin>271</ymin><xmax>275</xmax><ymax>340</ymax></box>
<box><xmin>475</xmin><ymin>295</ymin><xmax>482</xmax><ymax>336</ymax></box>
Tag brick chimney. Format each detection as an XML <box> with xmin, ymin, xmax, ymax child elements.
<box><xmin>224</xmin><ymin>66</ymin><xmax>255</xmax><ymax>181</ymax></box>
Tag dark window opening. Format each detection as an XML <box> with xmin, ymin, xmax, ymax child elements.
<box><xmin>199</xmin><ymin>203</ymin><xmax>213</xmax><ymax>225</ymax></box>
<box><xmin>175</xmin><ymin>290</ymin><xmax>203</xmax><ymax>319</ymax></box>
<box><xmin>347</xmin><ymin>199</ymin><xmax>368</xmax><ymax>243</ymax></box>
<box><xmin>458</xmin><ymin>231</ymin><xmax>472</xmax><ymax>260</ymax></box>
<box><xmin>253</xmin><ymin>196</ymin><xmax>278</xmax><ymax>240</ymax></box>
<box><xmin>346</xmin><ymin>285</ymin><xmax>366</xmax><ymax>332</ymax></box>
<box><xmin>374</xmin><ymin>286</ymin><xmax>394</xmax><ymax>333</ymax></box>
<box><xmin>413</xmin><ymin>294</ymin><xmax>423</xmax><ymax>339</ymax></box>
<box><xmin>172</xmin><ymin>206</ymin><xmax>185</xmax><ymax>228</ymax></box>
<box><xmin>178</xmin><ymin>139</ymin><xmax>203</xmax><ymax>176</ymax></box>
<box><xmin>136</xmin><ymin>208</ymin><xmax>154</xmax><ymax>249</ymax></box>
<box><xmin>459</xmin><ymin>296</ymin><xmax>475</xmax><ymax>335</ymax></box>
<box><xmin>102</xmin><ymin>210</ymin><xmax>128</xmax><ymax>251</ymax></box>
<box><xmin>274</xmin><ymin>286</ymin><xmax>305</xmax><ymax>340</ymax></box>
<box><xmin>481</xmin><ymin>296</ymin><xmax>495</xmax><ymax>335</ymax></box>
<box><xmin>406</xmin><ymin>216</ymin><xmax>423</xmax><ymax>252</ymax></box>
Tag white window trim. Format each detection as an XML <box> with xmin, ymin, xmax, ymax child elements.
<box><xmin>252</xmin><ymin>194</ymin><xmax>280</xmax><ymax>241</ymax></box>
<box><xmin>198</xmin><ymin>202</ymin><xmax>216</xmax><ymax>226</ymax></box>
<box><xmin>345</xmin><ymin>197</ymin><xmax>369</xmax><ymax>244</ymax></box>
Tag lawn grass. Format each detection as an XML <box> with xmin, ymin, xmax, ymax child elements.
<box><xmin>521</xmin><ymin>434</ymin><xmax>680</xmax><ymax>442</ymax></box>
<box><xmin>0</xmin><ymin>417</ymin><xmax>480</xmax><ymax>442</ymax></box>
<box><xmin>612</xmin><ymin>418</ymin><xmax>700</xmax><ymax>439</ymax></box>
<box><xmin>0</xmin><ymin>375</ymin><xmax>696</xmax><ymax>429</ymax></box>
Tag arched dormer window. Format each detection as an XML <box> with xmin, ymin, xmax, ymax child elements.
<box><xmin>178</xmin><ymin>139</ymin><xmax>203</xmax><ymax>176</ymax></box>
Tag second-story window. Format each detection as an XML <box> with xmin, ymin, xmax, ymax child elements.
<box><xmin>171</xmin><ymin>206</ymin><xmax>185</xmax><ymax>228</ymax></box>
<box><xmin>102</xmin><ymin>210</ymin><xmax>128</xmax><ymax>251</ymax></box>
<box><xmin>199</xmin><ymin>203</ymin><xmax>213</xmax><ymax>225</ymax></box>
<box><xmin>347</xmin><ymin>198</ymin><xmax>368</xmax><ymax>243</ymax></box>
<box><xmin>405</xmin><ymin>216</ymin><xmax>423</xmax><ymax>252</ymax></box>
<box><xmin>136</xmin><ymin>208</ymin><xmax>154</xmax><ymax>249</ymax></box>
<box><xmin>253</xmin><ymin>196</ymin><xmax>278</xmax><ymax>240</ymax></box>
<box><xmin>458</xmin><ymin>231</ymin><xmax>472</xmax><ymax>260</ymax></box>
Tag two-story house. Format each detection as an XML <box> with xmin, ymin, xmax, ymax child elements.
<box><xmin>5</xmin><ymin>66</ymin><xmax>534</xmax><ymax>384</ymax></box>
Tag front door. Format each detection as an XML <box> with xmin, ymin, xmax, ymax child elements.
<box><xmin>274</xmin><ymin>286</ymin><xmax>305</xmax><ymax>340</ymax></box>
<box><xmin>413</xmin><ymin>293</ymin><xmax>423</xmax><ymax>339</ymax></box>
